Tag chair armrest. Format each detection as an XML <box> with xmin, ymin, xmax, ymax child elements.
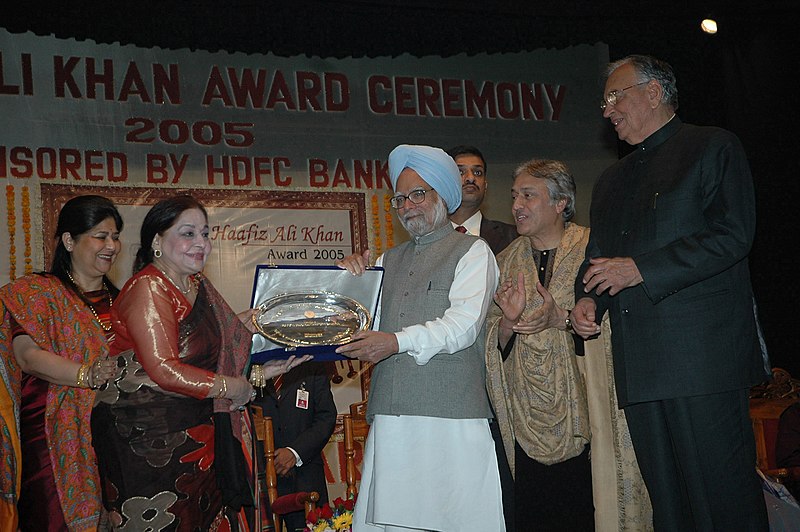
<box><xmin>272</xmin><ymin>491</ymin><xmax>320</xmax><ymax>514</ymax></box>
<box><xmin>764</xmin><ymin>468</ymin><xmax>791</xmax><ymax>481</ymax></box>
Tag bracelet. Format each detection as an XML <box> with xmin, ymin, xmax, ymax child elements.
<box><xmin>249</xmin><ymin>364</ymin><xmax>266</xmax><ymax>390</ymax></box>
<box><xmin>76</xmin><ymin>363</ymin><xmax>90</xmax><ymax>388</ymax></box>
<box><xmin>216</xmin><ymin>375</ymin><xmax>227</xmax><ymax>398</ymax></box>
<box><xmin>564</xmin><ymin>309</ymin><xmax>574</xmax><ymax>332</ymax></box>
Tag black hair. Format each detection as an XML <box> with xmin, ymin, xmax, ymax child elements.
<box><xmin>51</xmin><ymin>194</ymin><xmax>123</xmax><ymax>298</ymax></box>
<box><xmin>134</xmin><ymin>194</ymin><xmax>208</xmax><ymax>274</ymax></box>
<box><xmin>445</xmin><ymin>145</ymin><xmax>487</xmax><ymax>173</ymax></box>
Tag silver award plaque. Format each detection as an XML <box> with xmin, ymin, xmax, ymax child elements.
<box><xmin>252</xmin><ymin>291</ymin><xmax>371</xmax><ymax>347</ymax></box>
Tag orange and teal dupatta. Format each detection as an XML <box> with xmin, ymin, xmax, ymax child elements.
<box><xmin>0</xmin><ymin>274</ymin><xmax>108</xmax><ymax>531</ymax></box>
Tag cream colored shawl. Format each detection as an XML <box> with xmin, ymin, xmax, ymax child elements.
<box><xmin>486</xmin><ymin>223</ymin><xmax>591</xmax><ymax>467</ymax></box>
<box><xmin>486</xmin><ymin>222</ymin><xmax>653</xmax><ymax>530</ymax></box>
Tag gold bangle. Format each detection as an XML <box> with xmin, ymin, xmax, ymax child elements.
<box><xmin>76</xmin><ymin>363</ymin><xmax>89</xmax><ymax>388</ymax></box>
<box><xmin>249</xmin><ymin>364</ymin><xmax>266</xmax><ymax>390</ymax></box>
<box><xmin>216</xmin><ymin>375</ymin><xmax>227</xmax><ymax>398</ymax></box>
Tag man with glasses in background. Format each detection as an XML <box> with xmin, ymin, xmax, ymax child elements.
<box><xmin>571</xmin><ymin>54</ymin><xmax>768</xmax><ymax>530</ymax></box>
<box><xmin>336</xmin><ymin>144</ymin><xmax>505</xmax><ymax>531</ymax></box>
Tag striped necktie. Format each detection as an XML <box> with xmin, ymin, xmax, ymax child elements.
<box><xmin>273</xmin><ymin>374</ymin><xmax>284</xmax><ymax>398</ymax></box>
<box><xmin>455</xmin><ymin>225</ymin><xmax>468</xmax><ymax>233</ymax></box>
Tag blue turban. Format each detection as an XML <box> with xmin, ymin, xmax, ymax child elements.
<box><xmin>388</xmin><ymin>144</ymin><xmax>462</xmax><ymax>214</ymax></box>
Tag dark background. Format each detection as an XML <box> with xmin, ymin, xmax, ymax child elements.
<box><xmin>3</xmin><ymin>0</ymin><xmax>799</xmax><ymax>376</ymax></box>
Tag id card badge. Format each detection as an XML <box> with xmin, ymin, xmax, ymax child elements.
<box><xmin>296</xmin><ymin>386</ymin><xmax>309</xmax><ymax>409</ymax></box>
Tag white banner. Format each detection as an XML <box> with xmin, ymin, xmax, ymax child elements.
<box><xmin>1</xmin><ymin>26</ymin><xmax>614</xmax><ymax>501</ymax></box>
<box><xmin>1</xmin><ymin>29</ymin><xmax>614</xmax><ymax>291</ymax></box>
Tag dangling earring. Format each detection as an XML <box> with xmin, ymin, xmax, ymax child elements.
<box><xmin>154</xmin><ymin>249</ymin><xmax>162</xmax><ymax>258</ymax></box>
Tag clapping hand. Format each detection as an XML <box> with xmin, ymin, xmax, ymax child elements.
<box><xmin>512</xmin><ymin>281</ymin><xmax>565</xmax><ymax>335</ymax></box>
<box><xmin>494</xmin><ymin>272</ymin><xmax>527</xmax><ymax>326</ymax></box>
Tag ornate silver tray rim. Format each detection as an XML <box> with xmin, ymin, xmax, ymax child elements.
<box><xmin>252</xmin><ymin>291</ymin><xmax>371</xmax><ymax>347</ymax></box>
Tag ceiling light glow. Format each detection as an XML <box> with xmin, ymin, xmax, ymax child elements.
<box><xmin>701</xmin><ymin>18</ymin><xmax>718</xmax><ymax>34</ymax></box>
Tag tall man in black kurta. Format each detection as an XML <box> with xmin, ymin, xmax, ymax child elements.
<box><xmin>571</xmin><ymin>55</ymin><xmax>768</xmax><ymax>530</ymax></box>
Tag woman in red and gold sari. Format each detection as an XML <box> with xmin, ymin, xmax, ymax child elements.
<box><xmin>0</xmin><ymin>195</ymin><xmax>122</xmax><ymax>531</ymax></box>
<box><xmin>92</xmin><ymin>195</ymin><xmax>307</xmax><ymax>531</ymax></box>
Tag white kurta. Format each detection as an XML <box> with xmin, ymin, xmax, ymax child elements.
<box><xmin>353</xmin><ymin>416</ymin><xmax>504</xmax><ymax>532</ymax></box>
<box><xmin>352</xmin><ymin>240</ymin><xmax>505</xmax><ymax>532</ymax></box>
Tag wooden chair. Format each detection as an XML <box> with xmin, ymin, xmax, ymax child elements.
<box><xmin>749</xmin><ymin>368</ymin><xmax>800</xmax><ymax>482</ymax></box>
<box><xmin>251</xmin><ymin>405</ymin><xmax>319</xmax><ymax>532</ymax></box>
<box><xmin>342</xmin><ymin>400</ymin><xmax>370</xmax><ymax>498</ymax></box>
<box><xmin>750</xmin><ymin>396</ymin><xmax>797</xmax><ymax>475</ymax></box>
<box><xmin>350</xmin><ymin>399</ymin><xmax>368</xmax><ymax>420</ymax></box>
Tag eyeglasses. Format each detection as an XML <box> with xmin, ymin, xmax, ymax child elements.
<box><xmin>600</xmin><ymin>81</ymin><xmax>649</xmax><ymax>110</ymax></box>
<box><xmin>390</xmin><ymin>188</ymin><xmax>434</xmax><ymax>209</ymax></box>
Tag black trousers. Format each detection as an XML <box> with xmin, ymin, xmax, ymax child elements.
<box><xmin>490</xmin><ymin>418</ymin><xmax>515</xmax><ymax>532</ymax></box>
<box><xmin>625</xmin><ymin>389</ymin><xmax>768</xmax><ymax>531</ymax></box>
<box><xmin>515</xmin><ymin>442</ymin><xmax>594</xmax><ymax>531</ymax></box>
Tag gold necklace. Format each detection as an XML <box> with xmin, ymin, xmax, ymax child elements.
<box><xmin>157</xmin><ymin>266</ymin><xmax>197</xmax><ymax>295</ymax></box>
<box><xmin>66</xmin><ymin>271</ymin><xmax>113</xmax><ymax>331</ymax></box>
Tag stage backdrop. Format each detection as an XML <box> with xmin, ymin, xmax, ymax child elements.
<box><xmin>1</xmin><ymin>27</ymin><xmax>614</xmax><ymax>499</ymax></box>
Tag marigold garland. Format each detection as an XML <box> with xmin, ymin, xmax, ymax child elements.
<box><xmin>22</xmin><ymin>186</ymin><xmax>32</xmax><ymax>275</ymax></box>
<box><xmin>371</xmin><ymin>194</ymin><xmax>382</xmax><ymax>257</ymax></box>
<box><xmin>383</xmin><ymin>194</ymin><xmax>394</xmax><ymax>248</ymax></box>
<box><xmin>6</xmin><ymin>185</ymin><xmax>17</xmax><ymax>280</ymax></box>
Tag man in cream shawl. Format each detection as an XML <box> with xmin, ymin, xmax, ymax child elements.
<box><xmin>485</xmin><ymin>159</ymin><xmax>652</xmax><ymax>531</ymax></box>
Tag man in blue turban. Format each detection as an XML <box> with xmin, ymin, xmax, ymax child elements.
<box><xmin>387</xmin><ymin>144</ymin><xmax>463</xmax><ymax>214</ymax></box>
<box><xmin>336</xmin><ymin>144</ymin><xmax>505</xmax><ymax>531</ymax></box>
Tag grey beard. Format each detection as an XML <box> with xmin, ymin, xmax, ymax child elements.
<box><xmin>400</xmin><ymin>198</ymin><xmax>449</xmax><ymax>237</ymax></box>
